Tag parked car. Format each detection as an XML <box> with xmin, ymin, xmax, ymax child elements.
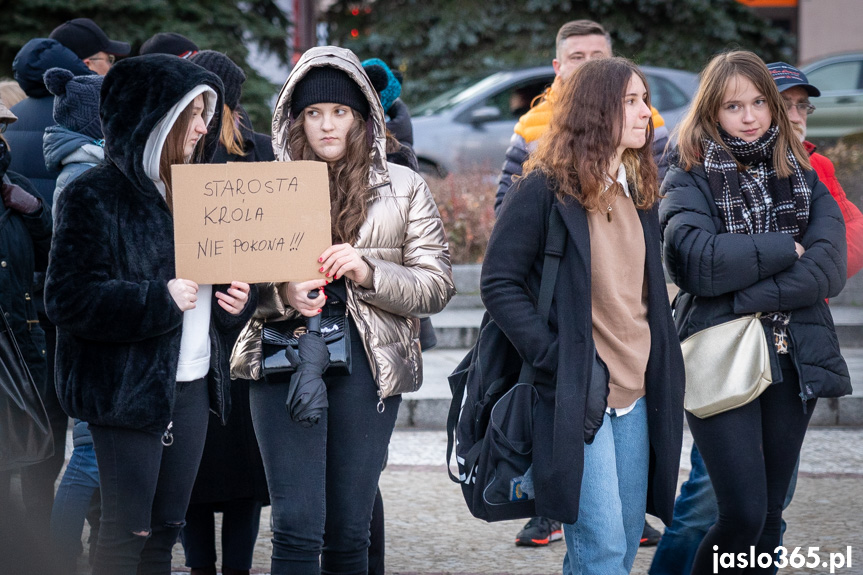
<box><xmin>411</xmin><ymin>65</ymin><xmax>698</xmax><ymax>177</ymax></box>
<box><xmin>802</xmin><ymin>52</ymin><xmax>863</xmax><ymax>138</ymax></box>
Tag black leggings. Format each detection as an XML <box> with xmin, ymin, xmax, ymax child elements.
<box><xmin>687</xmin><ymin>359</ymin><xmax>814</xmax><ymax>575</ymax></box>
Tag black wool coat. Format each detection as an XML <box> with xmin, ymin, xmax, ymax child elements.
<box><xmin>481</xmin><ymin>171</ymin><xmax>685</xmax><ymax>525</ymax></box>
<box><xmin>45</xmin><ymin>55</ymin><xmax>257</xmax><ymax>434</ymax></box>
<box><xmin>0</xmin><ymin>172</ymin><xmax>52</xmax><ymax>388</ymax></box>
<box><xmin>660</xmin><ymin>163</ymin><xmax>851</xmax><ymax>402</ymax></box>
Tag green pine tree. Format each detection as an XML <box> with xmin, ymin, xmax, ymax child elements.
<box><xmin>0</xmin><ymin>0</ymin><xmax>291</xmax><ymax>131</ymax></box>
<box><xmin>324</xmin><ymin>0</ymin><xmax>794</xmax><ymax>106</ymax></box>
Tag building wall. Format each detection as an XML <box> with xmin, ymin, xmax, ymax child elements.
<box><xmin>799</xmin><ymin>0</ymin><xmax>863</xmax><ymax>64</ymax></box>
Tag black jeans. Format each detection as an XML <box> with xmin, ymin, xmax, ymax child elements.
<box><xmin>89</xmin><ymin>378</ymin><xmax>209</xmax><ymax>575</ymax></box>
<box><xmin>21</xmin><ymin>322</ymin><xmax>69</xmax><ymax>538</ymax></box>
<box><xmin>182</xmin><ymin>499</ymin><xmax>263</xmax><ymax>570</ymax></box>
<box><xmin>250</xmin><ymin>319</ymin><xmax>400</xmax><ymax>575</ymax></box>
<box><xmin>688</xmin><ymin>359</ymin><xmax>814</xmax><ymax>575</ymax></box>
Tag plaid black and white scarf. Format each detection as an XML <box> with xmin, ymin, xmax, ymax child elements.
<box><xmin>703</xmin><ymin>125</ymin><xmax>811</xmax><ymax>352</ymax></box>
<box><xmin>703</xmin><ymin>124</ymin><xmax>811</xmax><ymax>241</ymax></box>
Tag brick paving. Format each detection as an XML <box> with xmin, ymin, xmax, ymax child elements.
<box><xmin>162</xmin><ymin>427</ymin><xmax>863</xmax><ymax>574</ymax></box>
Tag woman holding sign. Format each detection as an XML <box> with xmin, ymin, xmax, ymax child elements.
<box><xmin>44</xmin><ymin>54</ymin><xmax>256</xmax><ymax>575</ymax></box>
<box><xmin>231</xmin><ymin>46</ymin><xmax>454</xmax><ymax>575</ymax></box>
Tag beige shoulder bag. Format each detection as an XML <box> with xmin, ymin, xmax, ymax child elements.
<box><xmin>681</xmin><ymin>313</ymin><xmax>773</xmax><ymax>419</ymax></box>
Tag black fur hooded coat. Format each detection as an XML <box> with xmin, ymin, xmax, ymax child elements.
<box><xmin>45</xmin><ymin>55</ymin><xmax>257</xmax><ymax>434</ymax></box>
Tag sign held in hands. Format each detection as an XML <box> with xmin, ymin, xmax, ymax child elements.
<box><xmin>172</xmin><ymin>161</ymin><xmax>332</xmax><ymax>284</ymax></box>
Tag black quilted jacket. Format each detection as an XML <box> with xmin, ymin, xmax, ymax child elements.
<box><xmin>660</xmin><ymin>162</ymin><xmax>851</xmax><ymax>403</ymax></box>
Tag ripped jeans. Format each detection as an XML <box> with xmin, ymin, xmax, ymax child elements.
<box><xmin>89</xmin><ymin>378</ymin><xmax>209</xmax><ymax>575</ymax></box>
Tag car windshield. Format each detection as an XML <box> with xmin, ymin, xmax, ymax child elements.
<box><xmin>413</xmin><ymin>72</ymin><xmax>518</xmax><ymax>116</ymax></box>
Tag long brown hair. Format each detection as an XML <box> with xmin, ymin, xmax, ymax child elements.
<box><xmin>675</xmin><ymin>50</ymin><xmax>810</xmax><ymax>174</ymax></box>
<box><xmin>288</xmin><ymin>110</ymin><xmax>372</xmax><ymax>244</ymax></box>
<box><xmin>159</xmin><ymin>98</ymin><xmax>206</xmax><ymax>212</ymax></box>
<box><xmin>220</xmin><ymin>105</ymin><xmax>246</xmax><ymax>156</ymax></box>
<box><xmin>524</xmin><ymin>57</ymin><xmax>658</xmax><ymax>212</ymax></box>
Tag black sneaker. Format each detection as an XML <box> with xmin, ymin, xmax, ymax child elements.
<box><xmin>640</xmin><ymin>520</ymin><xmax>662</xmax><ymax>547</ymax></box>
<box><xmin>514</xmin><ymin>516</ymin><xmax>563</xmax><ymax>547</ymax></box>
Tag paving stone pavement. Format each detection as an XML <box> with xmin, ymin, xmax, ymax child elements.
<box><xmin>159</xmin><ymin>426</ymin><xmax>863</xmax><ymax>574</ymax></box>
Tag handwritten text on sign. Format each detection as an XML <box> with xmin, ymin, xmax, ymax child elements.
<box><xmin>172</xmin><ymin>161</ymin><xmax>332</xmax><ymax>284</ymax></box>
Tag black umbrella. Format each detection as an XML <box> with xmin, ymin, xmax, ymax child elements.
<box><xmin>285</xmin><ymin>290</ymin><xmax>330</xmax><ymax>426</ymax></box>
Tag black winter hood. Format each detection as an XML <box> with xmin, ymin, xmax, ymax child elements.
<box><xmin>100</xmin><ymin>54</ymin><xmax>223</xmax><ymax>197</ymax></box>
<box><xmin>13</xmin><ymin>38</ymin><xmax>94</xmax><ymax>98</ymax></box>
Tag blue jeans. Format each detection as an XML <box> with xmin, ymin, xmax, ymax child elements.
<box><xmin>89</xmin><ymin>378</ymin><xmax>210</xmax><ymax>575</ymax></box>
<box><xmin>562</xmin><ymin>397</ymin><xmax>649</xmax><ymax>575</ymax></box>
<box><xmin>50</xmin><ymin>442</ymin><xmax>101</xmax><ymax>567</ymax></box>
<box><xmin>649</xmin><ymin>445</ymin><xmax>800</xmax><ymax>575</ymax></box>
<box><xmin>249</xmin><ymin>319</ymin><xmax>400</xmax><ymax>575</ymax></box>
<box><xmin>649</xmin><ymin>443</ymin><xmax>716</xmax><ymax>575</ymax></box>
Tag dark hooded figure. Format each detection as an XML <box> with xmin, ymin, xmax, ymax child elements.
<box><xmin>5</xmin><ymin>40</ymin><xmax>93</xmax><ymax>534</ymax></box>
<box><xmin>44</xmin><ymin>54</ymin><xmax>257</xmax><ymax>575</ymax></box>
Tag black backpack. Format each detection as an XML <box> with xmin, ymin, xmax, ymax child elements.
<box><xmin>446</xmin><ymin>205</ymin><xmax>566</xmax><ymax>522</ymax></box>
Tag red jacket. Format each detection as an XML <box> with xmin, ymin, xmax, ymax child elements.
<box><xmin>806</xmin><ymin>141</ymin><xmax>863</xmax><ymax>278</ymax></box>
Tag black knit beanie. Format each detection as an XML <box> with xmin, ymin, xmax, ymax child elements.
<box><xmin>191</xmin><ymin>50</ymin><xmax>246</xmax><ymax>111</ymax></box>
<box><xmin>290</xmin><ymin>66</ymin><xmax>369</xmax><ymax>120</ymax></box>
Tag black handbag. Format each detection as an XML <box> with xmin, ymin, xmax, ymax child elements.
<box><xmin>261</xmin><ymin>298</ymin><xmax>351</xmax><ymax>382</ymax></box>
<box><xmin>0</xmin><ymin>303</ymin><xmax>54</xmax><ymax>470</ymax></box>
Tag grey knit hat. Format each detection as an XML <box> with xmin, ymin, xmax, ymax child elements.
<box><xmin>44</xmin><ymin>67</ymin><xmax>104</xmax><ymax>139</ymax></box>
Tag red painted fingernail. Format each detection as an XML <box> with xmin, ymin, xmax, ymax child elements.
<box><xmin>325</xmin><ymin>273</ymin><xmax>330</xmax><ymax>277</ymax></box>
<box><xmin>319</xmin><ymin>267</ymin><xmax>324</xmax><ymax>272</ymax></box>
<box><xmin>318</xmin><ymin>309</ymin><xmax>322</xmax><ymax>313</ymax></box>
<box><xmin>334</xmin><ymin>275</ymin><xmax>339</xmax><ymax>280</ymax></box>
<box><xmin>325</xmin><ymin>295</ymin><xmax>328</xmax><ymax>299</ymax></box>
<box><xmin>318</xmin><ymin>258</ymin><xmax>323</xmax><ymax>262</ymax></box>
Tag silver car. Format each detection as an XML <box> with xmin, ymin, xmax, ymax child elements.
<box><xmin>412</xmin><ymin>65</ymin><xmax>698</xmax><ymax>177</ymax></box>
<box><xmin>802</xmin><ymin>53</ymin><xmax>863</xmax><ymax>138</ymax></box>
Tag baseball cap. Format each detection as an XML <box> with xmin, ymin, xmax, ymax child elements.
<box><xmin>767</xmin><ymin>62</ymin><xmax>821</xmax><ymax>97</ymax></box>
<box><xmin>140</xmin><ymin>33</ymin><xmax>199</xmax><ymax>59</ymax></box>
<box><xmin>50</xmin><ymin>18</ymin><xmax>131</xmax><ymax>59</ymax></box>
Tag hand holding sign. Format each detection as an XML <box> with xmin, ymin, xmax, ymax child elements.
<box><xmin>318</xmin><ymin>243</ymin><xmax>371</xmax><ymax>285</ymax></box>
<box><xmin>215</xmin><ymin>281</ymin><xmax>251</xmax><ymax>315</ymax></box>
<box><xmin>168</xmin><ymin>279</ymin><xmax>199</xmax><ymax>311</ymax></box>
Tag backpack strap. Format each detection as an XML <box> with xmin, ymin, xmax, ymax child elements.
<box><xmin>517</xmin><ymin>203</ymin><xmax>566</xmax><ymax>384</ymax></box>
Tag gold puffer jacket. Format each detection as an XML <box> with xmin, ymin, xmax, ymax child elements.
<box><xmin>230</xmin><ymin>46</ymin><xmax>455</xmax><ymax>399</ymax></box>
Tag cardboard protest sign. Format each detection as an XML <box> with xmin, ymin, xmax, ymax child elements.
<box><xmin>172</xmin><ymin>161</ymin><xmax>331</xmax><ymax>284</ymax></box>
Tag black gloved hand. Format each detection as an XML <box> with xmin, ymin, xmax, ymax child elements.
<box><xmin>1</xmin><ymin>183</ymin><xmax>41</xmax><ymax>214</ymax></box>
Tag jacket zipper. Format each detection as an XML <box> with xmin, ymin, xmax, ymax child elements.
<box><xmin>345</xmin><ymin>285</ymin><xmax>388</xmax><ymax>414</ymax></box>
<box><xmin>786</xmin><ymin>330</ymin><xmax>812</xmax><ymax>414</ymax></box>
<box><xmin>161</xmin><ymin>421</ymin><xmax>174</xmax><ymax>446</ymax></box>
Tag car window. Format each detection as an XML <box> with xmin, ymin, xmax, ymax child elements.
<box><xmin>413</xmin><ymin>72</ymin><xmax>518</xmax><ymax>116</ymax></box>
<box><xmin>478</xmin><ymin>78</ymin><xmax>554</xmax><ymax>120</ymax></box>
<box><xmin>807</xmin><ymin>61</ymin><xmax>862</xmax><ymax>92</ymax></box>
<box><xmin>646</xmin><ymin>74</ymin><xmax>689</xmax><ymax>112</ymax></box>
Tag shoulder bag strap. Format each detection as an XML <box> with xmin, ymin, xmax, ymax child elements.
<box><xmin>517</xmin><ymin>203</ymin><xmax>566</xmax><ymax>384</ymax></box>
